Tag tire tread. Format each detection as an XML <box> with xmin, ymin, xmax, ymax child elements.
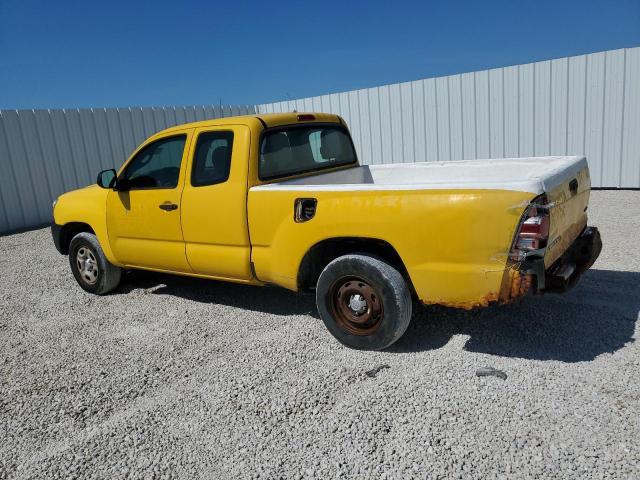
<box><xmin>69</xmin><ymin>232</ymin><xmax>121</xmax><ymax>295</ymax></box>
<box><xmin>316</xmin><ymin>254</ymin><xmax>412</xmax><ymax>350</ymax></box>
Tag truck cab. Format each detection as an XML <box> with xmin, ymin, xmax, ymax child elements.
<box><xmin>53</xmin><ymin>113</ymin><xmax>350</xmax><ymax>280</ymax></box>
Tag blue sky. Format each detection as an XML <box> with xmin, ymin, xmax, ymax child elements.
<box><xmin>1</xmin><ymin>0</ymin><xmax>638</xmax><ymax>109</ymax></box>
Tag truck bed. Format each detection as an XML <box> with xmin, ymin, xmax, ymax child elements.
<box><xmin>251</xmin><ymin>156</ymin><xmax>588</xmax><ymax>195</ymax></box>
<box><xmin>251</xmin><ymin>154</ymin><xmax>592</xmax><ymax>282</ymax></box>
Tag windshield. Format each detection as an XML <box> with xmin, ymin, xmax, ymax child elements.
<box><xmin>259</xmin><ymin>125</ymin><xmax>357</xmax><ymax>180</ymax></box>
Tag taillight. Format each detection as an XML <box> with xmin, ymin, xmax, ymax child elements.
<box><xmin>297</xmin><ymin>114</ymin><xmax>316</xmax><ymax>121</ymax></box>
<box><xmin>510</xmin><ymin>195</ymin><xmax>550</xmax><ymax>261</ymax></box>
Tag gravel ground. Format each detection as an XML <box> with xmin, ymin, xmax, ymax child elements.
<box><xmin>1</xmin><ymin>190</ymin><xmax>639</xmax><ymax>479</ymax></box>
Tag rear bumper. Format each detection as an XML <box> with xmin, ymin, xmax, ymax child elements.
<box><xmin>522</xmin><ymin>226</ymin><xmax>602</xmax><ymax>294</ymax></box>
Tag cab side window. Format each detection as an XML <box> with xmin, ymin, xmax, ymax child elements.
<box><xmin>120</xmin><ymin>135</ymin><xmax>186</xmax><ymax>189</ymax></box>
<box><xmin>191</xmin><ymin>131</ymin><xmax>234</xmax><ymax>187</ymax></box>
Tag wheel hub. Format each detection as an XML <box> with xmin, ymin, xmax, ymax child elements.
<box><xmin>329</xmin><ymin>277</ymin><xmax>384</xmax><ymax>336</ymax></box>
<box><xmin>76</xmin><ymin>247</ymin><xmax>99</xmax><ymax>285</ymax></box>
<box><xmin>348</xmin><ymin>294</ymin><xmax>368</xmax><ymax>314</ymax></box>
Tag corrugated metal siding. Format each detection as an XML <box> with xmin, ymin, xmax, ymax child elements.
<box><xmin>0</xmin><ymin>105</ymin><xmax>255</xmax><ymax>234</ymax></box>
<box><xmin>1</xmin><ymin>47</ymin><xmax>638</xmax><ymax>235</ymax></box>
<box><xmin>258</xmin><ymin>47</ymin><xmax>640</xmax><ymax>189</ymax></box>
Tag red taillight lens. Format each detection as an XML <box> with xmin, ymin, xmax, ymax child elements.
<box><xmin>520</xmin><ymin>215</ymin><xmax>550</xmax><ymax>236</ymax></box>
<box><xmin>297</xmin><ymin>114</ymin><xmax>316</xmax><ymax>121</ymax></box>
<box><xmin>510</xmin><ymin>196</ymin><xmax>550</xmax><ymax>261</ymax></box>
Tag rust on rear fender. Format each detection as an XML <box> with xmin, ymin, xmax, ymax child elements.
<box><xmin>507</xmin><ymin>270</ymin><xmax>532</xmax><ymax>300</ymax></box>
<box><xmin>421</xmin><ymin>267</ymin><xmax>532</xmax><ymax>311</ymax></box>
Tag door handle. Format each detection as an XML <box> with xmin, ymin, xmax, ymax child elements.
<box><xmin>159</xmin><ymin>203</ymin><xmax>178</xmax><ymax>211</ymax></box>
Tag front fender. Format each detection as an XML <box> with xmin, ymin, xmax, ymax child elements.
<box><xmin>53</xmin><ymin>185</ymin><xmax>117</xmax><ymax>264</ymax></box>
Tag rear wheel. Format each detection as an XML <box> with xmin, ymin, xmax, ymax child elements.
<box><xmin>69</xmin><ymin>232</ymin><xmax>121</xmax><ymax>295</ymax></box>
<box><xmin>316</xmin><ymin>254</ymin><xmax>412</xmax><ymax>350</ymax></box>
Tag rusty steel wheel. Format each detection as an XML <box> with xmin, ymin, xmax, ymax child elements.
<box><xmin>316</xmin><ymin>254</ymin><xmax>412</xmax><ymax>350</ymax></box>
<box><xmin>329</xmin><ymin>277</ymin><xmax>384</xmax><ymax>336</ymax></box>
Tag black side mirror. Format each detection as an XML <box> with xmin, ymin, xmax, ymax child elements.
<box><xmin>97</xmin><ymin>169</ymin><xmax>117</xmax><ymax>189</ymax></box>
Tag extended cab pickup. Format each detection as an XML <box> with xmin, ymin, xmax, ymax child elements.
<box><xmin>52</xmin><ymin>113</ymin><xmax>602</xmax><ymax>349</ymax></box>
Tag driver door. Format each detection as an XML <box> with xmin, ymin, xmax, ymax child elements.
<box><xmin>106</xmin><ymin>131</ymin><xmax>193</xmax><ymax>272</ymax></box>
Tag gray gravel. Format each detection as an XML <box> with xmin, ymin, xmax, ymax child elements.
<box><xmin>1</xmin><ymin>190</ymin><xmax>639</xmax><ymax>479</ymax></box>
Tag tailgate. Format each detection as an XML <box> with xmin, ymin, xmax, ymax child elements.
<box><xmin>543</xmin><ymin>157</ymin><xmax>591</xmax><ymax>268</ymax></box>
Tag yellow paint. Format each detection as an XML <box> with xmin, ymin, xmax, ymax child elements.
<box><xmin>180</xmin><ymin>125</ymin><xmax>254</xmax><ymax>279</ymax></box>
<box><xmin>105</xmin><ymin>128</ymin><xmax>194</xmax><ymax>272</ymax></box>
<box><xmin>248</xmin><ymin>187</ymin><xmax>534</xmax><ymax>306</ymax></box>
<box><xmin>53</xmin><ymin>112</ymin><xmax>549</xmax><ymax>307</ymax></box>
<box><xmin>53</xmin><ymin>185</ymin><xmax>116</xmax><ymax>263</ymax></box>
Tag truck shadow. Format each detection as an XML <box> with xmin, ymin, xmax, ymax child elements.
<box><xmin>116</xmin><ymin>270</ymin><xmax>320</xmax><ymax>319</ymax></box>
<box><xmin>116</xmin><ymin>268</ymin><xmax>638</xmax><ymax>363</ymax></box>
<box><xmin>391</xmin><ymin>269</ymin><xmax>639</xmax><ymax>362</ymax></box>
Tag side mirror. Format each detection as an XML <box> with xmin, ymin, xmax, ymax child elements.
<box><xmin>96</xmin><ymin>169</ymin><xmax>117</xmax><ymax>189</ymax></box>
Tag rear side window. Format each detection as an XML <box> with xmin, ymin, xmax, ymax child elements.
<box><xmin>259</xmin><ymin>125</ymin><xmax>357</xmax><ymax>180</ymax></box>
<box><xmin>191</xmin><ymin>131</ymin><xmax>234</xmax><ymax>187</ymax></box>
<box><xmin>120</xmin><ymin>135</ymin><xmax>186</xmax><ymax>189</ymax></box>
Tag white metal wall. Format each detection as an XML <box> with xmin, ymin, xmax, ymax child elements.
<box><xmin>258</xmin><ymin>47</ymin><xmax>640</xmax><ymax>190</ymax></box>
<box><xmin>0</xmin><ymin>105</ymin><xmax>255</xmax><ymax>234</ymax></box>
<box><xmin>1</xmin><ymin>47</ymin><xmax>638</xmax><ymax>235</ymax></box>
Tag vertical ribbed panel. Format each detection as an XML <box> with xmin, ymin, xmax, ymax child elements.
<box><xmin>1</xmin><ymin>47</ymin><xmax>638</xmax><ymax>235</ymax></box>
<box><xmin>621</xmin><ymin>48</ymin><xmax>640</xmax><ymax>187</ymax></box>
<box><xmin>258</xmin><ymin>47</ymin><xmax>640</xmax><ymax>189</ymax></box>
<box><xmin>0</xmin><ymin>104</ymin><xmax>256</xmax><ymax>234</ymax></box>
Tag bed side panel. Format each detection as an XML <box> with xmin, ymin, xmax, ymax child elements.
<box><xmin>247</xmin><ymin>187</ymin><xmax>534</xmax><ymax>307</ymax></box>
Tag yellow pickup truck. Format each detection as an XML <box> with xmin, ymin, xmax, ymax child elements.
<box><xmin>51</xmin><ymin>112</ymin><xmax>601</xmax><ymax>350</ymax></box>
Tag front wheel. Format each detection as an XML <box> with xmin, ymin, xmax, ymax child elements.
<box><xmin>316</xmin><ymin>254</ymin><xmax>412</xmax><ymax>350</ymax></box>
<box><xmin>69</xmin><ymin>232</ymin><xmax>122</xmax><ymax>295</ymax></box>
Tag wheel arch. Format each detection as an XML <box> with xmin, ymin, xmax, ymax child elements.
<box><xmin>297</xmin><ymin>237</ymin><xmax>415</xmax><ymax>295</ymax></box>
<box><xmin>56</xmin><ymin>222</ymin><xmax>95</xmax><ymax>255</ymax></box>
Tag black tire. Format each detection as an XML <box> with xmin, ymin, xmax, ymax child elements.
<box><xmin>69</xmin><ymin>232</ymin><xmax>122</xmax><ymax>295</ymax></box>
<box><xmin>316</xmin><ymin>254</ymin><xmax>412</xmax><ymax>350</ymax></box>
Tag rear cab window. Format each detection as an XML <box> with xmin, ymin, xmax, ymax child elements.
<box><xmin>259</xmin><ymin>124</ymin><xmax>357</xmax><ymax>180</ymax></box>
<box><xmin>191</xmin><ymin>131</ymin><xmax>234</xmax><ymax>187</ymax></box>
